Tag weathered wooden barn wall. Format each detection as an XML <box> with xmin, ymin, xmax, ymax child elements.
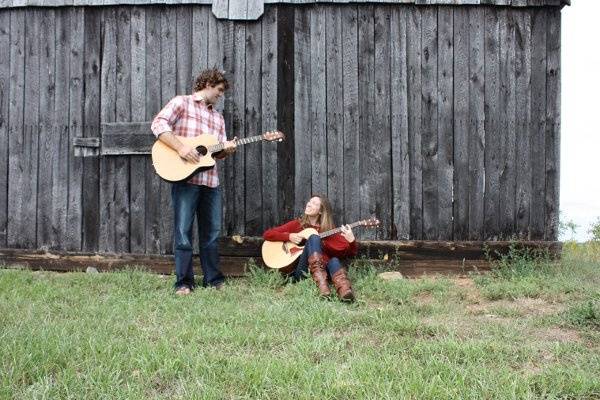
<box><xmin>0</xmin><ymin>2</ymin><xmax>562</xmax><ymax>256</ymax></box>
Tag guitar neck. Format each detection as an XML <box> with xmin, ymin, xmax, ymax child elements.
<box><xmin>319</xmin><ymin>221</ymin><xmax>365</xmax><ymax>239</ymax></box>
<box><xmin>208</xmin><ymin>135</ymin><xmax>264</xmax><ymax>153</ymax></box>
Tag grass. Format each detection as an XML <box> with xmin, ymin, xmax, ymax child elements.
<box><xmin>1</xmin><ymin>243</ymin><xmax>599</xmax><ymax>399</ymax></box>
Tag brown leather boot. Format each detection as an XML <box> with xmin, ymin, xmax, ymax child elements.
<box><xmin>331</xmin><ymin>268</ymin><xmax>355</xmax><ymax>302</ymax></box>
<box><xmin>308</xmin><ymin>253</ymin><xmax>331</xmax><ymax>297</ymax></box>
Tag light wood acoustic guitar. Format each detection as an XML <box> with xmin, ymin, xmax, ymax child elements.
<box><xmin>261</xmin><ymin>217</ymin><xmax>380</xmax><ymax>270</ymax></box>
<box><xmin>151</xmin><ymin>131</ymin><xmax>284</xmax><ymax>182</ymax></box>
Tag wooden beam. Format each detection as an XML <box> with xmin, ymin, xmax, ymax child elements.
<box><xmin>100</xmin><ymin>121</ymin><xmax>154</xmax><ymax>155</ymax></box>
<box><xmin>0</xmin><ymin>247</ymin><xmax>497</xmax><ymax>278</ymax></box>
<box><xmin>1</xmin><ymin>237</ymin><xmax>561</xmax><ymax>277</ymax></box>
<box><xmin>204</xmin><ymin>237</ymin><xmax>563</xmax><ymax>260</ymax></box>
<box><xmin>0</xmin><ymin>248</ymin><xmax>249</xmax><ymax>276</ymax></box>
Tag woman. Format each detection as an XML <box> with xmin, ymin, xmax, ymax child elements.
<box><xmin>263</xmin><ymin>195</ymin><xmax>357</xmax><ymax>301</ymax></box>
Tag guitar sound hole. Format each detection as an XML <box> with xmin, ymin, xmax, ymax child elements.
<box><xmin>196</xmin><ymin>146</ymin><xmax>208</xmax><ymax>156</ymax></box>
<box><xmin>298</xmin><ymin>238</ymin><xmax>307</xmax><ymax>246</ymax></box>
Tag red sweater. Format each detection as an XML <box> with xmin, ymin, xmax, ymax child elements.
<box><xmin>263</xmin><ymin>219</ymin><xmax>358</xmax><ymax>265</ymax></box>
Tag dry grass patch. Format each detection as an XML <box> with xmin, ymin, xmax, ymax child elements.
<box><xmin>531</xmin><ymin>327</ymin><xmax>581</xmax><ymax>344</ymax></box>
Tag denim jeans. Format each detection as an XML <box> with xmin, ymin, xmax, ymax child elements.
<box><xmin>171</xmin><ymin>182</ymin><xmax>224</xmax><ymax>289</ymax></box>
<box><xmin>291</xmin><ymin>234</ymin><xmax>342</xmax><ymax>282</ymax></box>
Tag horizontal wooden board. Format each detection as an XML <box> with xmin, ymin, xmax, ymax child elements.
<box><xmin>0</xmin><ymin>227</ymin><xmax>563</xmax><ymax>275</ymax></box>
<box><xmin>0</xmin><ymin>246</ymin><xmax>498</xmax><ymax>277</ymax></box>
<box><xmin>218</xmin><ymin>237</ymin><xmax>563</xmax><ymax>260</ymax></box>
<box><xmin>101</xmin><ymin>121</ymin><xmax>155</xmax><ymax>155</ymax></box>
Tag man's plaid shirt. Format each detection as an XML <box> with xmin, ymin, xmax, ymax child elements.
<box><xmin>151</xmin><ymin>93</ymin><xmax>226</xmax><ymax>188</ymax></box>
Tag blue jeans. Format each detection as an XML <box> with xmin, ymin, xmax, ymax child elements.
<box><xmin>171</xmin><ymin>183</ymin><xmax>224</xmax><ymax>289</ymax></box>
<box><xmin>292</xmin><ymin>235</ymin><xmax>342</xmax><ymax>282</ymax></box>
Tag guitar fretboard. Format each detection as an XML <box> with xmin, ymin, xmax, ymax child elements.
<box><xmin>319</xmin><ymin>220</ymin><xmax>367</xmax><ymax>239</ymax></box>
<box><xmin>206</xmin><ymin>135</ymin><xmax>264</xmax><ymax>153</ymax></box>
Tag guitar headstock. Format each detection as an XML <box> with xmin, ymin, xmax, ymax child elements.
<box><xmin>359</xmin><ymin>216</ymin><xmax>380</xmax><ymax>228</ymax></box>
<box><xmin>262</xmin><ymin>130</ymin><xmax>285</xmax><ymax>142</ymax></box>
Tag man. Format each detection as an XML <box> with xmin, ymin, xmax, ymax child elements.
<box><xmin>151</xmin><ymin>68</ymin><xmax>236</xmax><ymax>295</ymax></box>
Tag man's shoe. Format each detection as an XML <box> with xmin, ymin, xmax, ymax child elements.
<box><xmin>175</xmin><ymin>286</ymin><xmax>191</xmax><ymax>296</ymax></box>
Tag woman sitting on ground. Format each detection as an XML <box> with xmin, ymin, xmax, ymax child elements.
<box><xmin>262</xmin><ymin>195</ymin><xmax>357</xmax><ymax>301</ymax></box>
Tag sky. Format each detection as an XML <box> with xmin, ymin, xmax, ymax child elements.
<box><xmin>560</xmin><ymin>0</ymin><xmax>600</xmax><ymax>241</ymax></box>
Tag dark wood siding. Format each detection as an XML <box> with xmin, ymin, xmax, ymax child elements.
<box><xmin>0</xmin><ymin>3</ymin><xmax>563</xmax><ymax>254</ymax></box>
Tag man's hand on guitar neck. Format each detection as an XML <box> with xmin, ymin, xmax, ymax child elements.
<box><xmin>223</xmin><ymin>137</ymin><xmax>237</xmax><ymax>155</ymax></box>
<box><xmin>214</xmin><ymin>137</ymin><xmax>237</xmax><ymax>159</ymax></box>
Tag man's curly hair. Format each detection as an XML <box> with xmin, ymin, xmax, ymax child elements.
<box><xmin>193</xmin><ymin>68</ymin><xmax>230</xmax><ymax>92</ymax></box>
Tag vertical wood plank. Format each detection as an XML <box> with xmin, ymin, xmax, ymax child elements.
<box><xmin>310</xmin><ymin>5</ymin><xmax>327</xmax><ymax>197</ymax></box>
<box><xmin>484</xmin><ymin>6</ymin><xmax>500</xmax><ymax>239</ymax></box>
<box><xmin>6</xmin><ymin>10</ymin><xmax>26</xmax><ymax>249</ymax></box>
<box><xmin>114</xmin><ymin>6</ymin><xmax>132</xmax><ymax>252</ymax></box>
<box><xmin>66</xmin><ymin>7</ymin><xmax>84</xmax><ymax>251</ymax></box>
<box><xmin>245</xmin><ymin>19</ymin><xmax>262</xmax><ymax>235</ymax></box>
<box><xmin>191</xmin><ymin>6</ymin><xmax>210</xmax><ymax>79</ymax></box>
<box><xmin>357</xmin><ymin>6</ymin><xmax>375</xmax><ymax>236</ymax></box>
<box><xmin>130</xmin><ymin>6</ymin><xmax>146</xmax><ymax>253</ymax></box>
<box><xmin>276</xmin><ymin>6</ymin><xmax>295</xmax><ymax>222</ymax></box>
<box><xmin>82</xmin><ymin>8</ymin><xmax>102</xmax><ymax>251</ymax></box>
<box><xmin>160</xmin><ymin>6</ymin><xmax>177</xmax><ymax>253</ymax></box>
<box><xmin>176</xmin><ymin>5</ymin><xmax>192</xmax><ymax>94</ymax></box>
<box><xmin>293</xmin><ymin>8</ymin><xmax>311</xmax><ymax>215</ymax></box>
<box><xmin>9</xmin><ymin>9</ymin><xmax>40</xmax><ymax>248</ymax></box>
<box><xmin>215</xmin><ymin>19</ymin><xmax>233</xmax><ymax>236</ymax></box>
<box><xmin>231</xmin><ymin>22</ymin><xmax>246</xmax><ymax>234</ymax></box>
<box><xmin>208</xmin><ymin>12</ymin><xmax>226</xmax><ymax>76</ymax></box>
<box><xmin>453</xmin><ymin>7</ymin><xmax>469</xmax><ymax>240</ymax></box>
<box><xmin>530</xmin><ymin>8</ymin><xmax>546</xmax><ymax>240</ymax></box>
<box><xmin>326</xmin><ymin>6</ymin><xmax>344</xmax><ymax>222</ymax></box>
<box><xmin>545</xmin><ymin>8</ymin><xmax>560</xmax><ymax>241</ymax></box>
<box><xmin>261</xmin><ymin>6</ymin><xmax>279</xmax><ymax>229</ymax></box>
<box><xmin>0</xmin><ymin>10</ymin><xmax>9</xmax><ymax>247</ymax></box>
<box><xmin>468</xmin><ymin>7</ymin><xmax>485</xmax><ymax>240</ymax></box>
<box><xmin>498</xmin><ymin>8</ymin><xmax>517</xmax><ymax>238</ymax></box>
<box><xmin>390</xmin><ymin>6</ymin><xmax>409</xmax><ymax>240</ymax></box>
<box><xmin>421</xmin><ymin>6</ymin><xmax>438</xmax><ymax>240</ymax></box>
<box><xmin>342</xmin><ymin>5</ymin><xmax>360</xmax><ymax>227</ymax></box>
<box><xmin>36</xmin><ymin>9</ymin><xmax>56</xmax><ymax>248</ymax></box>
<box><xmin>23</xmin><ymin>9</ymin><xmax>41</xmax><ymax>247</ymax></box>
<box><xmin>437</xmin><ymin>6</ymin><xmax>453</xmax><ymax>240</ymax></box>
<box><xmin>372</xmin><ymin>5</ymin><xmax>392</xmax><ymax>239</ymax></box>
<box><xmin>406</xmin><ymin>5</ymin><xmax>422</xmax><ymax>239</ymax></box>
<box><xmin>514</xmin><ymin>9</ymin><xmax>532</xmax><ymax>238</ymax></box>
<box><xmin>53</xmin><ymin>10</ymin><xmax>71</xmax><ymax>250</ymax></box>
<box><xmin>99</xmin><ymin>8</ymin><xmax>118</xmax><ymax>252</ymax></box>
<box><xmin>145</xmin><ymin>6</ymin><xmax>163</xmax><ymax>254</ymax></box>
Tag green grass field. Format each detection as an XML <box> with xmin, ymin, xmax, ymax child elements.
<box><xmin>1</xmin><ymin>243</ymin><xmax>599</xmax><ymax>399</ymax></box>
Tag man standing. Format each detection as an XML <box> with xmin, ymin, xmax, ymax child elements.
<box><xmin>151</xmin><ymin>68</ymin><xmax>236</xmax><ymax>295</ymax></box>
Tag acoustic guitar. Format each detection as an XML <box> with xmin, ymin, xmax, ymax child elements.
<box><xmin>151</xmin><ymin>131</ymin><xmax>284</xmax><ymax>182</ymax></box>
<box><xmin>261</xmin><ymin>217</ymin><xmax>380</xmax><ymax>270</ymax></box>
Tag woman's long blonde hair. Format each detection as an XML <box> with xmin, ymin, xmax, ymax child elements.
<box><xmin>298</xmin><ymin>194</ymin><xmax>335</xmax><ymax>232</ymax></box>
